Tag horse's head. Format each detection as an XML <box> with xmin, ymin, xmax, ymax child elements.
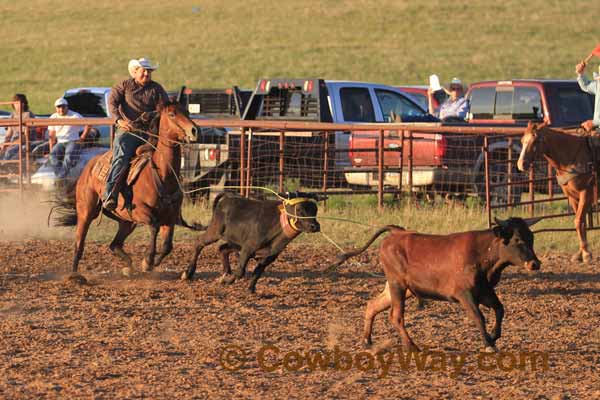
<box><xmin>157</xmin><ymin>101</ymin><xmax>198</xmax><ymax>144</ymax></box>
<box><xmin>517</xmin><ymin>121</ymin><xmax>547</xmax><ymax>172</ymax></box>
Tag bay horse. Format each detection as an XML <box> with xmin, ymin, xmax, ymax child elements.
<box><xmin>55</xmin><ymin>101</ymin><xmax>198</xmax><ymax>275</ymax></box>
<box><xmin>517</xmin><ymin>121</ymin><xmax>597</xmax><ymax>263</ymax></box>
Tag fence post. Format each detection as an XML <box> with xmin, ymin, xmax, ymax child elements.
<box><xmin>547</xmin><ymin>161</ymin><xmax>553</xmax><ymax>200</ymax></box>
<box><xmin>484</xmin><ymin>136</ymin><xmax>491</xmax><ymax>228</ymax></box>
<box><xmin>18</xmin><ymin>109</ymin><xmax>23</xmax><ymax>193</ymax></box>
<box><xmin>239</xmin><ymin>128</ymin><xmax>245</xmax><ymax>195</ymax></box>
<box><xmin>378</xmin><ymin>129</ymin><xmax>384</xmax><ymax>211</ymax></box>
<box><xmin>529</xmin><ymin>165</ymin><xmax>535</xmax><ymax>217</ymax></box>
<box><xmin>322</xmin><ymin>131</ymin><xmax>329</xmax><ymax>194</ymax></box>
<box><xmin>507</xmin><ymin>137</ymin><xmax>512</xmax><ymax>209</ymax></box>
<box><xmin>408</xmin><ymin>130</ymin><xmax>413</xmax><ymax>201</ymax></box>
<box><xmin>279</xmin><ymin>131</ymin><xmax>284</xmax><ymax>193</ymax></box>
<box><xmin>245</xmin><ymin>128</ymin><xmax>253</xmax><ymax>197</ymax></box>
<box><xmin>398</xmin><ymin>130</ymin><xmax>404</xmax><ymax>194</ymax></box>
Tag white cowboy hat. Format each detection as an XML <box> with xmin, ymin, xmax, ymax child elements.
<box><xmin>54</xmin><ymin>97</ymin><xmax>68</xmax><ymax>107</ymax></box>
<box><xmin>128</xmin><ymin>57</ymin><xmax>159</xmax><ymax>77</ymax></box>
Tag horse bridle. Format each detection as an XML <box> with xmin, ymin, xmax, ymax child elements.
<box><xmin>134</xmin><ymin>108</ymin><xmax>193</xmax><ymax>148</ymax></box>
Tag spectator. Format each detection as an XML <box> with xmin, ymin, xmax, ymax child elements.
<box><xmin>0</xmin><ymin>94</ymin><xmax>35</xmax><ymax>160</ymax></box>
<box><xmin>427</xmin><ymin>77</ymin><xmax>470</xmax><ymax>121</ymax></box>
<box><xmin>103</xmin><ymin>57</ymin><xmax>169</xmax><ymax>211</ymax></box>
<box><xmin>47</xmin><ymin>97</ymin><xmax>90</xmax><ymax>178</ymax></box>
<box><xmin>576</xmin><ymin>62</ymin><xmax>600</xmax><ymax>132</ymax></box>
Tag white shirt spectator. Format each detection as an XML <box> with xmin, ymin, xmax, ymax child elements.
<box><xmin>48</xmin><ymin>110</ymin><xmax>84</xmax><ymax>143</ymax></box>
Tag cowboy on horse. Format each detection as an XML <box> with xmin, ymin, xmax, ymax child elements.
<box><xmin>576</xmin><ymin>57</ymin><xmax>600</xmax><ymax>134</ymax></box>
<box><xmin>103</xmin><ymin>57</ymin><xmax>170</xmax><ymax>211</ymax></box>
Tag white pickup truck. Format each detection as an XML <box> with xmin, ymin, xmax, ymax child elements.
<box><xmin>30</xmin><ymin>87</ymin><xmax>245</xmax><ymax>192</ymax></box>
<box><xmin>30</xmin><ymin>87</ymin><xmax>113</xmax><ymax>189</ymax></box>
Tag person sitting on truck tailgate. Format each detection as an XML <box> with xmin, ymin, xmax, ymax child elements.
<box><xmin>576</xmin><ymin>62</ymin><xmax>600</xmax><ymax>132</ymax></box>
<box><xmin>47</xmin><ymin>97</ymin><xmax>90</xmax><ymax>179</ymax></box>
<box><xmin>0</xmin><ymin>94</ymin><xmax>36</xmax><ymax>160</ymax></box>
<box><xmin>102</xmin><ymin>57</ymin><xmax>169</xmax><ymax>211</ymax></box>
<box><xmin>427</xmin><ymin>77</ymin><xmax>470</xmax><ymax>121</ymax></box>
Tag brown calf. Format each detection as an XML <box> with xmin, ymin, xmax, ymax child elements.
<box><xmin>332</xmin><ymin>217</ymin><xmax>541</xmax><ymax>351</ymax></box>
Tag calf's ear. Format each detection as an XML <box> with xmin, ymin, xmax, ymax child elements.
<box><xmin>523</xmin><ymin>217</ymin><xmax>542</xmax><ymax>227</ymax></box>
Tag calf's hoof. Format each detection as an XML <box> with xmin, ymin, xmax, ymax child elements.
<box><xmin>483</xmin><ymin>345</ymin><xmax>498</xmax><ymax>353</ymax></box>
<box><xmin>219</xmin><ymin>274</ymin><xmax>236</xmax><ymax>285</ymax></box>
<box><xmin>363</xmin><ymin>338</ymin><xmax>373</xmax><ymax>348</ymax></box>
<box><xmin>180</xmin><ymin>271</ymin><xmax>189</xmax><ymax>281</ymax></box>
<box><xmin>582</xmin><ymin>252</ymin><xmax>592</xmax><ymax>264</ymax></box>
<box><xmin>141</xmin><ymin>259</ymin><xmax>153</xmax><ymax>272</ymax></box>
<box><xmin>122</xmin><ymin>267</ymin><xmax>133</xmax><ymax>278</ymax></box>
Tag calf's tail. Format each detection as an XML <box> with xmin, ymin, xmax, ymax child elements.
<box><xmin>330</xmin><ymin>225</ymin><xmax>404</xmax><ymax>269</ymax></box>
<box><xmin>177</xmin><ymin>210</ymin><xmax>206</xmax><ymax>231</ymax></box>
<box><xmin>212</xmin><ymin>192</ymin><xmax>228</xmax><ymax>213</ymax></box>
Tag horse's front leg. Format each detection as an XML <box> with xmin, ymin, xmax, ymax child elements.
<box><xmin>575</xmin><ymin>189</ymin><xmax>593</xmax><ymax>263</ymax></box>
<box><xmin>567</xmin><ymin>195</ymin><xmax>584</xmax><ymax>262</ymax></box>
<box><xmin>142</xmin><ymin>224</ymin><xmax>160</xmax><ymax>272</ymax></box>
<box><xmin>154</xmin><ymin>225</ymin><xmax>175</xmax><ymax>267</ymax></box>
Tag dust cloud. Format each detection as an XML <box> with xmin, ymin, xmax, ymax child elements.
<box><xmin>0</xmin><ymin>191</ymin><xmax>71</xmax><ymax>240</ymax></box>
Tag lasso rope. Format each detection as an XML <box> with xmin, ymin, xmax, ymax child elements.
<box><xmin>121</xmin><ymin>128</ymin><xmax>380</xmax><ymax>252</ymax></box>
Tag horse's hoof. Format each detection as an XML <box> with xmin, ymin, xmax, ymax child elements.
<box><xmin>141</xmin><ymin>259</ymin><xmax>152</xmax><ymax>272</ymax></box>
<box><xmin>570</xmin><ymin>252</ymin><xmax>583</xmax><ymax>262</ymax></box>
<box><xmin>122</xmin><ymin>267</ymin><xmax>133</xmax><ymax>278</ymax></box>
<box><xmin>219</xmin><ymin>274</ymin><xmax>236</xmax><ymax>285</ymax></box>
<box><xmin>180</xmin><ymin>271</ymin><xmax>189</xmax><ymax>280</ymax></box>
<box><xmin>483</xmin><ymin>346</ymin><xmax>498</xmax><ymax>353</ymax></box>
<box><xmin>582</xmin><ymin>253</ymin><xmax>593</xmax><ymax>264</ymax></box>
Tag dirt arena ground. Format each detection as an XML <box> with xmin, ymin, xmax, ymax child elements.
<box><xmin>0</xmin><ymin>240</ymin><xmax>598</xmax><ymax>399</ymax></box>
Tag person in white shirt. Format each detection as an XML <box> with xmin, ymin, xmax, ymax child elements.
<box><xmin>48</xmin><ymin>97</ymin><xmax>90</xmax><ymax>178</ymax></box>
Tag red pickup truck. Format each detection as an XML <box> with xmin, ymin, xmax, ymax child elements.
<box><xmin>347</xmin><ymin>79</ymin><xmax>595</xmax><ymax>204</ymax></box>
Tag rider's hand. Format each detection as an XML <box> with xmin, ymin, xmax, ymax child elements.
<box><xmin>117</xmin><ymin>119</ymin><xmax>133</xmax><ymax>131</ymax></box>
<box><xmin>581</xmin><ymin>120</ymin><xmax>595</xmax><ymax>132</ymax></box>
<box><xmin>576</xmin><ymin>62</ymin><xmax>586</xmax><ymax>75</ymax></box>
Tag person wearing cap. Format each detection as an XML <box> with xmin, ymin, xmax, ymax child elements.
<box><xmin>427</xmin><ymin>77</ymin><xmax>470</xmax><ymax>122</ymax></box>
<box><xmin>0</xmin><ymin>93</ymin><xmax>36</xmax><ymax>160</ymax></box>
<box><xmin>46</xmin><ymin>97</ymin><xmax>90</xmax><ymax>179</ymax></box>
<box><xmin>576</xmin><ymin>61</ymin><xmax>600</xmax><ymax>133</ymax></box>
<box><xmin>103</xmin><ymin>57</ymin><xmax>169</xmax><ymax>211</ymax></box>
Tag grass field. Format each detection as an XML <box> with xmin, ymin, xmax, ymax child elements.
<box><xmin>1</xmin><ymin>0</ymin><xmax>600</xmax><ymax>113</ymax></box>
<box><xmin>1</xmin><ymin>0</ymin><xmax>600</xmax><ymax>253</ymax></box>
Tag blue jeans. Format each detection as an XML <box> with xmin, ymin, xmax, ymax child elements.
<box><xmin>103</xmin><ymin>129</ymin><xmax>145</xmax><ymax>200</ymax></box>
<box><xmin>49</xmin><ymin>141</ymin><xmax>82</xmax><ymax>178</ymax></box>
<box><xmin>2</xmin><ymin>140</ymin><xmax>45</xmax><ymax>160</ymax></box>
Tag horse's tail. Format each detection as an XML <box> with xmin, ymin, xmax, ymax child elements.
<box><xmin>47</xmin><ymin>180</ymin><xmax>78</xmax><ymax>227</ymax></box>
<box><xmin>329</xmin><ymin>225</ymin><xmax>405</xmax><ymax>269</ymax></box>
